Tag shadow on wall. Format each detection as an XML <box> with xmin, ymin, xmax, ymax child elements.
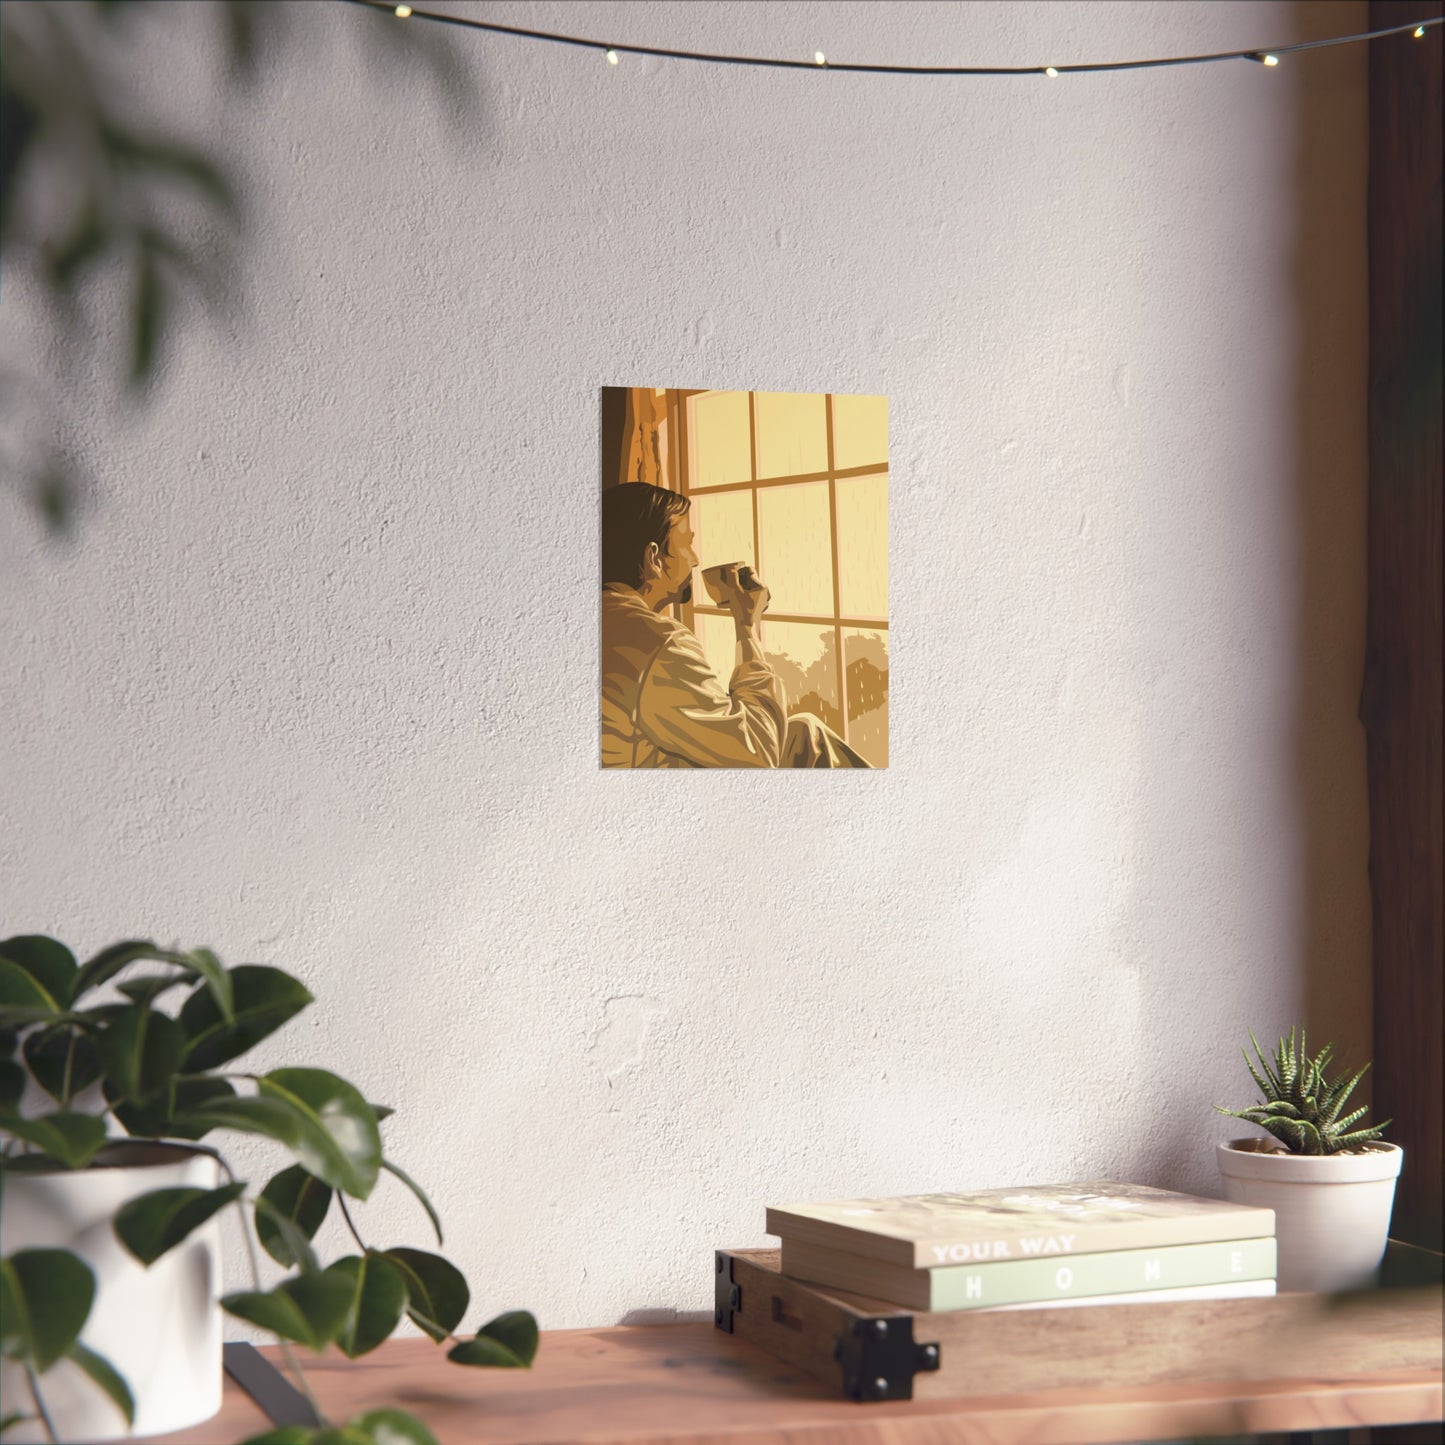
<box><xmin>1287</xmin><ymin>0</ymin><xmax>1373</xmax><ymax>1096</ymax></box>
<box><xmin>1132</xmin><ymin>0</ymin><xmax>1373</xmax><ymax>1196</ymax></box>
<box><xmin>0</xmin><ymin>0</ymin><xmax>476</xmax><ymax>537</ymax></box>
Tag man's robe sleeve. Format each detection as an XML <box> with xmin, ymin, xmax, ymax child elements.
<box><xmin>636</xmin><ymin>629</ymin><xmax>787</xmax><ymax>768</ymax></box>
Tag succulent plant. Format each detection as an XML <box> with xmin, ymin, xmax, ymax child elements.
<box><xmin>1216</xmin><ymin>1025</ymin><xmax>1391</xmax><ymax>1156</ymax></box>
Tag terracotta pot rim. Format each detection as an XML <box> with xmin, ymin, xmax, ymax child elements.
<box><xmin>2</xmin><ymin>1138</ymin><xmax>216</xmax><ymax>1175</ymax></box>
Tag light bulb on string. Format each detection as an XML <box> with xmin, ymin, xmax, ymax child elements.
<box><xmin>338</xmin><ymin>2</ymin><xmax>1441</xmax><ymax>80</ymax></box>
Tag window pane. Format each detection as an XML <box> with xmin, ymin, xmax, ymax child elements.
<box><xmin>835</xmin><ymin>473</ymin><xmax>888</xmax><ymax>621</ymax></box>
<box><xmin>691</xmin><ymin>490</ymin><xmax>755</xmax><ymax>585</ymax></box>
<box><xmin>757</xmin><ymin>482</ymin><xmax>834</xmax><ymax>617</ymax></box>
<box><xmin>754</xmin><ymin>391</ymin><xmax>828</xmax><ymax>479</ymax></box>
<box><xmin>764</xmin><ymin>621</ymin><xmax>841</xmax><ymax>735</ymax></box>
<box><xmin>694</xmin><ymin>612</ymin><xmax>738</xmax><ymax>686</ymax></box>
<box><xmin>844</xmin><ymin>628</ymin><xmax>889</xmax><ymax>768</ymax></box>
<box><xmin>688</xmin><ymin>391</ymin><xmax>752</xmax><ymax>489</ymax></box>
<box><xmin>830</xmin><ymin>393</ymin><xmax>888</xmax><ymax>470</ymax></box>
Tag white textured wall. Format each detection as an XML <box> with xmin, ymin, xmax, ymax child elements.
<box><xmin>0</xmin><ymin>0</ymin><xmax>1370</xmax><ymax>1333</ymax></box>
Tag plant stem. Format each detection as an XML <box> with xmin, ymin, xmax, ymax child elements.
<box><xmin>60</xmin><ymin>1032</ymin><xmax>77</xmax><ymax>1109</ymax></box>
<box><xmin>336</xmin><ymin>1193</ymin><xmax>367</xmax><ymax>1253</ymax></box>
<box><xmin>23</xmin><ymin>1364</ymin><xmax>57</xmax><ymax>1444</ymax></box>
<box><xmin>333</xmin><ymin>1195</ymin><xmax>463</xmax><ymax>1347</ymax></box>
<box><xmin>218</xmin><ymin>1156</ymin><xmax>327</xmax><ymax>1428</ymax></box>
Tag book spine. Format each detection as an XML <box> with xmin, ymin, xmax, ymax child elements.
<box><xmin>930</xmin><ymin>1237</ymin><xmax>1277</xmax><ymax>1310</ymax></box>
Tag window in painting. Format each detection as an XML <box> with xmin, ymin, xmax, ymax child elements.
<box><xmin>679</xmin><ymin>390</ymin><xmax>888</xmax><ymax>766</ymax></box>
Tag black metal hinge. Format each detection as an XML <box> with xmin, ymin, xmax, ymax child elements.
<box><xmin>222</xmin><ymin>1341</ymin><xmax>320</xmax><ymax>1427</ymax></box>
<box><xmin>833</xmin><ymin>1313</ymin><xmax>941</xmax><ymax>1401</ymax></box>
<box><xmin>714</xmin><ymin>1250</ymin><xmax>742</xmax><ymax>1332</ymax></box>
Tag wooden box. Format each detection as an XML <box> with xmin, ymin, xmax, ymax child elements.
<box><xmin>715</xmin><ymin>1242</ymin><xmax>1445</xmax><ymax>1404</ymax></box>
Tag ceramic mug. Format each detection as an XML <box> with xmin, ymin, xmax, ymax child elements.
<box><xmin>701</xmin><ymin>562</ymin><xmax>768</xmax><ymax>611</ymax></box>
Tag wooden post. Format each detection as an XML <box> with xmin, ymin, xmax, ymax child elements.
<box><xmin>1363</xmin><ymin>0</ymin><xmax>1443</xmax><ymax>1277</ymax></box>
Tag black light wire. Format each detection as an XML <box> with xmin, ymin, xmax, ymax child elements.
<box><xmin>337</xmin><ymin>2</ymin><xmax>1441</xmax><ymax>76</ymax></box>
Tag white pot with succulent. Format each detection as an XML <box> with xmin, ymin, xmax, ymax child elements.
<box><xmin>1215</xmin><ymin>1025</ymin><xmax>1402</xmax><ymax>1294</ymax></box>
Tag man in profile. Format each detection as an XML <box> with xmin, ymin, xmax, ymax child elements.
<box><xmin>600</xmin><ymin>483</ymin><xmax>870</xmax><ymax>768</ymax></box>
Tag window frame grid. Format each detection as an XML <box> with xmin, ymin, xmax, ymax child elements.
<box><xmin>676</xmin><ymin>389</ymin><xmax>888</xmax><ymax>747</ymax></box>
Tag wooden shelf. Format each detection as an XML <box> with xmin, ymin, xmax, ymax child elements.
<box><xmin>144</xmin><ymin>1277</ymin><xmax>1443</xmax><ymax>1445</ymax></box>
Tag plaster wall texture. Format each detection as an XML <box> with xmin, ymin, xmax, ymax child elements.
<box><xmin>0</xmin><ymin>0</ymin><xmax>1371</xmax><ymax>1333</ymax></box>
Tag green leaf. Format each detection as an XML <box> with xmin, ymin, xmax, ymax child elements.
<box><xmin>98</xmin><ymin>1005</ymin><xmax>187</xmax><ymax>1103</ymax></box>
<box><xmin>0</xmin><ymin>938</ymin><xmax>76</xmax><ymax>1009</ymax></box>
<box><xmin>0</xmin><ymin>960</ymin><xmax>60</xmax><ymax>1028</ymax></box>
<box><xmin>107</xmin><ymin>1074</ymin><xmax>240</xmax><ymax>1141</ymax></box>
<box><xmin>179</xmin><ymin>966</ymin><xmax>312</xmax><ymax>1071</ymax></box>
<box><xmin>0</xmin><ymin>1030</ymin><xmax>17</xmax><ymax>1059</ymax></box>
<box><xmin>116</xmin><ymin>974</ymin><xmax>191</xmax><ymax>1008</ymax></box>
<box><xmin>237</xmin><ymin>1431</ymin><xmax>314</xmax><ymax>1445</ymax></box>
<box><xmin>1</xmin><ymin>1414</ymin><xmax>37</xmax><ymax>1435</ymax></box>
<box><xmin>23</xmin><ymin>1026</ymin><xmax>102</xmax><ymax>1103</ymax></box>
<box><xmin>129</xmin><ymin>238</ymin><xmax>164</xmax><ymax>389</ymax></box>
<box><xmin>101</xmin><ymin>125</ymin><xmax>240</xmax><ymax>219</ymax></box>
<box><xmin>222</xmin><ymin>1272</ymin><xmax>353</xmax><ymax>1351</ymax></box>
<box><xmin>380</xmin><ymin>1158</ymin><xmax>442</xmax><ymax>1246</ymax></box>
<box><xmin>171</xmin><ymin>1093</ymin><xmax>308</xmax><ymax>1152</ymax></box>
<box><xmin>0</xmin><ymin>1112</ymin><xmax>108</xmax><ymax>1168</ymax></box>
<box><xmin>113</xmin><ymin>1182</ymin><xmax>245</xmax><ymax>1266</ymax></box>
<box><xmin>71</xmin><ymin>941</ymin><xmax>176</xmax><ymax>1001</ymax></box>
<box><xmin>67</xmin><ymin>1340</ymin><xmax>135</xmax><ymax>1426</ymax></box>
<box><xmin>258</xmin><ymin>1070</ymin><xmax>381</xmax><ymax>1201</ymax></box>
<box><xmin>0</xmin><ymin>1060</ymin><xmax>25</xmax><ymax>1114</ymax></box>
<box><xmin>370</xmin><ymin>1103</ymin><xmax>394</xmax><ymax>1122</ymax></box>
<box><xmin>310</xmin><ymin>1430</ymin><xmax>374</xmax><ymax>1445</ymax></box>
<box><xmin>447</xmin><ymin>1310</ymin><xmax>538</xmax><ymax>1368</ymax></box>
<box><xmin>256</xmin><ymin>1165</ymin><xmax>332</xmax><ymax>1268</ymax></box>
<box><xmin>351</xmin><ymin>1409</ymin><xmax>441</xmax><ymax>1445</ymax></box>
<box><xmin>252</xmin><ymin>1196</ymin><xmax>321</xmax><ymax>1276</ymax></box>
<box><xmin>182</xmin><ymin>948</ymin><xmax>234</xmax><ymax>1023</ymax></box>
<box><xmin>381</xmin><ymin>1248</ymin><xmax>468</xmax><ymax>1342</ymax></box>
<box><xmin>326</xmin><ymin>1253</ymin><xmax>407</xmax><ymax>1359</ymax></box>
<box><xmin>0</xmin><ymin>1249</ymin><xmax>95</xmax><ymax>1371</ymax></box>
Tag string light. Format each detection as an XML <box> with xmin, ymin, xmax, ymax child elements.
<box><xmin>338</xmin><ymin>2</ymin><xmax>1443</xmax><ymax>78</ymax></box>
<box><xmin>393</xmin><ymin>3</ymin><xmax>410</xmax><ymax>16</ymax></box>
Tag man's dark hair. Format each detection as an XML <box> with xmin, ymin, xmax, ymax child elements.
<box><xmin>601</xmin><ymin>483</ymin><xmax>691</xmax><ymax>588</ymax></box>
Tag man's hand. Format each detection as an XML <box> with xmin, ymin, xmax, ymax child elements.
<box><xmin>721</xmin><ymin>565</ymin><xmax>770</xmax><ymax>631</ymax></box>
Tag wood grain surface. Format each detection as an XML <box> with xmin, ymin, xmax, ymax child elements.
<box><xmin>141</xmin><ymin>1313</ymin><xmax>1442</xmax><ymax>1445</ymax></box>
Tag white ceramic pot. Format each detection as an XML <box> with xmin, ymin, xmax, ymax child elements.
<box><xmin>1216</xmin><ymin>1137</ymin><xmax>1403</xmax><ymax>1293</ymax></box>
<box><xmin>0</xmin><ymin>1140</ymin><xmax>224</xmax><ymax>1442</ymax></box>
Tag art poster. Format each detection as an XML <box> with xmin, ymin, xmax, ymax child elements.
<box><xmin>600</xmin><ymin>388</ymin><xmax>888</xmax><ymax>769</ymax></box>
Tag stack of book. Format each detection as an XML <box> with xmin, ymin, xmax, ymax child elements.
<box><xmin>766</xmin><ymin>1181</ymin><xmax>1277</xmax><ymax>1312</ymax></box>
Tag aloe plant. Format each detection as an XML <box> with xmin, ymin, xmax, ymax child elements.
<box><xmin>0</xmin><ymin>935</ymin><xmax>536</xmax><ymax>1445</ymax></box>
<box><xmin>1216</xmin><ymin>1024</ymin><xmax>1391</xmax><ymax>1156</ymax></box>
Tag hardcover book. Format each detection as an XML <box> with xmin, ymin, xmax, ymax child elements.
<box><xmin>779</xmin><ymin>1234</ymin><xmax>1278</xmax><ymax>1310</ymax></box>
<box><xmin>981</xmin><ymin>1278</ymin><xmax>1276</xmax><ymax>1311</ymax></box>
<box><xmin>766</xmin><ymin>1181</ymin><xmax>1275</xmax><ymax>1270</ymax></box>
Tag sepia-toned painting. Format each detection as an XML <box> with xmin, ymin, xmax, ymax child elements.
<box><xmin>600</xmin><ymin>387</ymin><xmax>888</xmax><ymax>769</ymax></box>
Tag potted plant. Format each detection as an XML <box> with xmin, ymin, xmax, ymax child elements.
<box><xmin>0</xmin><ymin>934</ymin><xmax>537</xmax><ymax>1444</ymax></box>
<box><xmin>1215</xmin><ymin>1024</ymin><xmax>1402</xmax><ymax>1293</ymax></box>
